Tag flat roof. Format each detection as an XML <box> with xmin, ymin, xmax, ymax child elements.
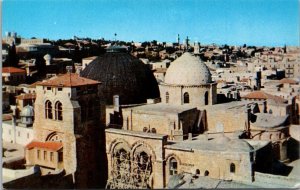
<box><xmin>125</xmin><ymin>103</ymin><xmax>197</xmax><ymax>114</ymax></box>
<box><xmin>106</xmin><ymin>128</ymin><xmax>167</xmax><ymax>140</ymax></box>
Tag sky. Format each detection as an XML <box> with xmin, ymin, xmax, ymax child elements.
<box><xmin>2</xmin><ymin>0</ymin><xmax>300</xmax><ymax>46</ymax></box>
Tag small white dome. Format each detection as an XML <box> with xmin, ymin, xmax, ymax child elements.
<box><xmin>43</xmin><ymin>54</ymin><xmax>52</xmax><ymax>61</ymax></box>
<box><xmin>21</xmin><ymin>105</ymin><xmax>34</xmax><ymax>117</ymax></box>
<box><xmin>164</xmin><ymin>52</ymin><xmax>212</xmax><ymax>86</ymax></box>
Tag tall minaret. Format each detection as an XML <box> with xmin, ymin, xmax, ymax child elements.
<box><xmin>177</xmin><ymin>34</ymin><xmax>180</xmax><ymax>44</ymax></box>
<box><xmin>185</xmin><ymin>36</ymin><xmax>190</xmax><ymax>49</ymax></box>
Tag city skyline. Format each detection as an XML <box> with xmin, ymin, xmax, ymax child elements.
<box><xmin>3</xmin><ymin>0</ymin><xmax>300</xmax><ymax>46</ymax></box>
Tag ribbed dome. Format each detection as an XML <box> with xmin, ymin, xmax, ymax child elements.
<box><xmin>21</xmin><ymin>105</ymin><xmax>34</xmax><ymax>117</ymax></box>
<box><xmin>164</xmin><ymin>52</ymin><xmax>212</xmax><ymax>86</ymax></box>
<box><xmin>81</xmin><ymin>51</ymin><xmax>160</xmax><ymax>105</ymax></box>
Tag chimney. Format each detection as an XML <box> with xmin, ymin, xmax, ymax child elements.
<box><xmin>113</xmin><ymin>95</ymin><xmax>120</xmax><ymax>112</ymax></box>
<box><xmin>76</xmin><ymin>67</ymin><xmax>82</xmax><ymax>76</ymax></box>
<box><xmin>66</xmin><ymin>66</ymin><xmax>73</xmax><ymax>73</ymax></box>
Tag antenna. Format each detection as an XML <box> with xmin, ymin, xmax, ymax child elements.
<box><xmin>66</xmin><ymin>66</ymin><xmax>73</xmax><ymax>85</ymax></box>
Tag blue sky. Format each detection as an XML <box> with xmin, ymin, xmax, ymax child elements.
<box><xmin>2</xmin><ymin>0</ymin><xmax>299</xmax><ymax>46</ymax></box>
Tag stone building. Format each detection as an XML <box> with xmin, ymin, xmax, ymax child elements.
<box><xmin>2</xmin><ymin>105</ymin><xmax>34</xmax><ymax>146</ymax></box>
<box><xmin>24</xmin><ymin>73</ymin><xmax>107</xmax><ymax>188</ymax></box>
<box><xmin>159</xmin><ymin>52</ymin><xmax>217</xmax><ymax>107</ymax></box>
<box><xmin>250</xmin><ymin>113</ymin><xmax>289</xmax><ymax>161</ymax></box>
<box><xmin>104</xmin><ymin>52</ymin><xmax>292</xmax><ymax>189</ymax></box>
<box><xmin>2</xmin><ymin>67</ymin><xmax>26</xmax><ymax>85</ymax></box>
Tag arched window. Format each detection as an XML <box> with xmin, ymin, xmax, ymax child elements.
<box><xmin>205</xmin><ymin>91</ymin><xmax>209</xmax><ymax>105</ymax></box>
<box><xmin>151</xmin><ymin>128</ymin><xmax>156</xmax><ymax>133</ymax></box>
<box><xmin>55</xmin><ymin>101</ymin><xmax>63</xmax><ymax>121</ymax></box>
<box><xmin>204</xmin><ymin>170</ymin><xmax>209</xmax><ymax>176</ymax></box>
<box><xmin>169</xmin><ymin>158</ymin><xmax>178</xmax><ymax>175</ymax></box>
<box><xmin>183</xmin><ymin>92</ymin><xmax>189</xmax><ymax>104</ymax></box>
<box><xmin>45</xmin><ymin>100</ymin><xmax>53</xmax><ymax>119</ymax></box>
<box><xmin>143</xmin><ymin>127</ymin><xmax>148</xmax><ymax>132</ymax></box>
<box><xmin>166</xmin><ymin>92</ymin><xmax>169</xmax><ymax>103</ymax></box>
<box><xmin>230</xmin><ymin>163</ymin><xmax>235</xmax><ymax>173</ymax></box>
<box><xmin>196</xmin><ymin>169</ymin><xmax>200</xmax><ymax>175</ymax></box>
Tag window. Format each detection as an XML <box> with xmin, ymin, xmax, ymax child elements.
<box><xmin>58</xmin><ymin>88</ymin><xmax>62</xmax><ymax>91</ymax></box>
<box><xmin>169</xmin><ymin>158</ymin><xmax>178</xmax><ymax>175</ymax></box>
<box><xmin>196</xmin><ymin>169</ymin><xmax>200</xmax><ymax>175</ymax></box>
<box><xmin>58</xmin><ymin>152</ymin><xmax>63</xmax><ymax>162</ymax></box>
<box><xmin>166</xmin><ymin>92</ymin><xmax>169</xmax><ymax>103</ymax></box>
<box><xmin>143</xmin><ymin>127</ymin><xmax>148</xmax><ymax>132</ymax></box>
<box><xmin>151</xmin><ymin>128</ymin><xmax>156</xmax><ymax>133</ymax></box>
<box><xmin>205</xmin><ymin>91</ymin><xmax>209</xmax><ymax>105</ymax></box>
<box><xmin>47</xmin><ymin>87</ymin><xmax>51</xmax><ymax>90</ymax></box>
<box><xmin>183</xmin><ymin>92</ymin><xmax>189</xmax><ymax>104</ymax></box>
<box><xmin>44</xmin><ymin>151</ymin><xmax>47</xmax><ymax>160</ymax></box>
<box><xmin>50</xmin><ymin>152</ymin><xmax>54</xmax><ymax>162</ymax></box>
<box><xmin>204</xmin><ymin>170</ymin><xmax>209</xmax><ymax>176</ymax></box>
<box><xmin>45</xmin><ymin>100</ymin><xmax>53</xmax><ymax>119</ymax></box>
<box><xmin>55</xmin><ymin>101</ymin><xmax>63</xmax><ymax>121</ymax></box>
<box><xmin>37</xmin><ymin>150</ymin><xmax>40</xmax><ymax>159</ymax></box>
<box><xmin>230</xmin><ymin>163</ymin><xmax>236</xmax><ymax>173</ymax></box>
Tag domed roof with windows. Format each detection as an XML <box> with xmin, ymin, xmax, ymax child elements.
<box><xmin>164</xmin><ymin>52</ymin><xmax>212</xmax><ymax>86</ymax></box>
<box><xmin>81</xmin><ymin>45</ymin><xmax>160</xmax><ymax>105</ymax></box>
<box><xmin>20</xmin><ymin>105</ymin><xmax>34</xmax><ymax>117</ymax></box>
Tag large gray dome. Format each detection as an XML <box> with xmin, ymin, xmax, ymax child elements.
<box><xmin>81</xmin><ymin>49</ymin><xmax>160</xmax><ymax>105</ymax></box>
<box><xmin>164</xmin><ymin>52</ymin><xmax>212</xmax><ymax>86</ymax></box>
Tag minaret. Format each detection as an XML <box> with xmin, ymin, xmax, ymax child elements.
<box><xmin>185</xmin><ymin>36</ymin><xmax>190</xmax><ymax>48</ymax></box>
<box><xmin>177</xmin><ymin>34</ymin><xmax>180</xmax><ymax>44</ymax></box>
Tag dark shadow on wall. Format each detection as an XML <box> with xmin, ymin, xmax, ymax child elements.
<box><xmin>287</xmin><ymin>137</ymin><xmax>300</xmax><ymax>162</ymax></box>
<box><xmin>3</xmin><ymin>170</ymin><xmax>74</xmax><ymax>189</ymax></box>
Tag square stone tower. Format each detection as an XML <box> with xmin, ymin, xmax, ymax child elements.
<box><xmin>26</xmin><ymin>73</ymin><xmax>107</xmax><ymax>188</ymax></box>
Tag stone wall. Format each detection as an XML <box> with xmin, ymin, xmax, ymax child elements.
<box><xmin>105</xmin><ymin>129</ymin><xmax>168</xmax><ymax>188</ymax></box>
<box><xmin>164</xmin><ymin>148</ymin><xmax>253</xmax><ymax>185</ymax></box>
<box><xmin>2</xmin><ymin>121</ymin><xmax>34</xmax><ymax>146</ymax></box>
<box><xmin>159</xmin><ymin>83</ymin><xmax>216</xmax><ymax>107</ymax></box>
<box><xmin>206</xmin><ymin>108</ymin><xmax>246</xmax><ymax>133</ymax></box>
<box><xmin>121</xmin><ymin>107</ymin><xmax>199</xmax><ymax>140</ymax></box>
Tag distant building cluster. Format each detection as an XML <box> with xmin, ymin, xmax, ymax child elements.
<box><xmin>2</xmin><ymin>32</ymin><xmax>300</xmax><ymax>189</ymax></box>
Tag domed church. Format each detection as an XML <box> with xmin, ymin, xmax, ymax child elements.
<box><xmin>81</xmin><ymin>46</ymin><xmax>160</xmax><ymax>105</ymax></box>
<box><xmin>159</xmin><ymin>52</ymin><xmax>217</xmax><ymax>107</ymax></box>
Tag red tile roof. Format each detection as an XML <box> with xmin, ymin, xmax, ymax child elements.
<box><xmin>37</xmin><ymin>73</ymin><xmax>100</xmax><ymax>87</ymax></box>
<box><xmin>240</xmin><ymin>78</ymin><xmax>249</xmax><ymax>82</ymax></box>
<box><xmin>154</xmin><ymin>68</ymin><xmax>167</xmax><ymax>73</ymax></box>
<box><xmin>2</xmin><ymin>67</ymin><xmax>26</xmax><ymax>73</ymax></box>
<box><xmin>2</xmin><ymin>114</ymin><xmax>12</xmax><ymax>121</ymax></box>
<box><xmin>15</xmin><ymin>93</ymin><xmax>36</xmax><ymax>100</ymax></box>
<box><xmin>26</xmin><ymin>141</ymin><xmax>63</xmax><ymax>151</ymax></box>
<box><xmin>241</xmin><ymin>91</ymin><xmax>287</xmax><ymax>104</ymax></box>
<box><xmin>280</xmin><ymin>78</ymin><xmax>298</xmax><ymax>85</ymax></box>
